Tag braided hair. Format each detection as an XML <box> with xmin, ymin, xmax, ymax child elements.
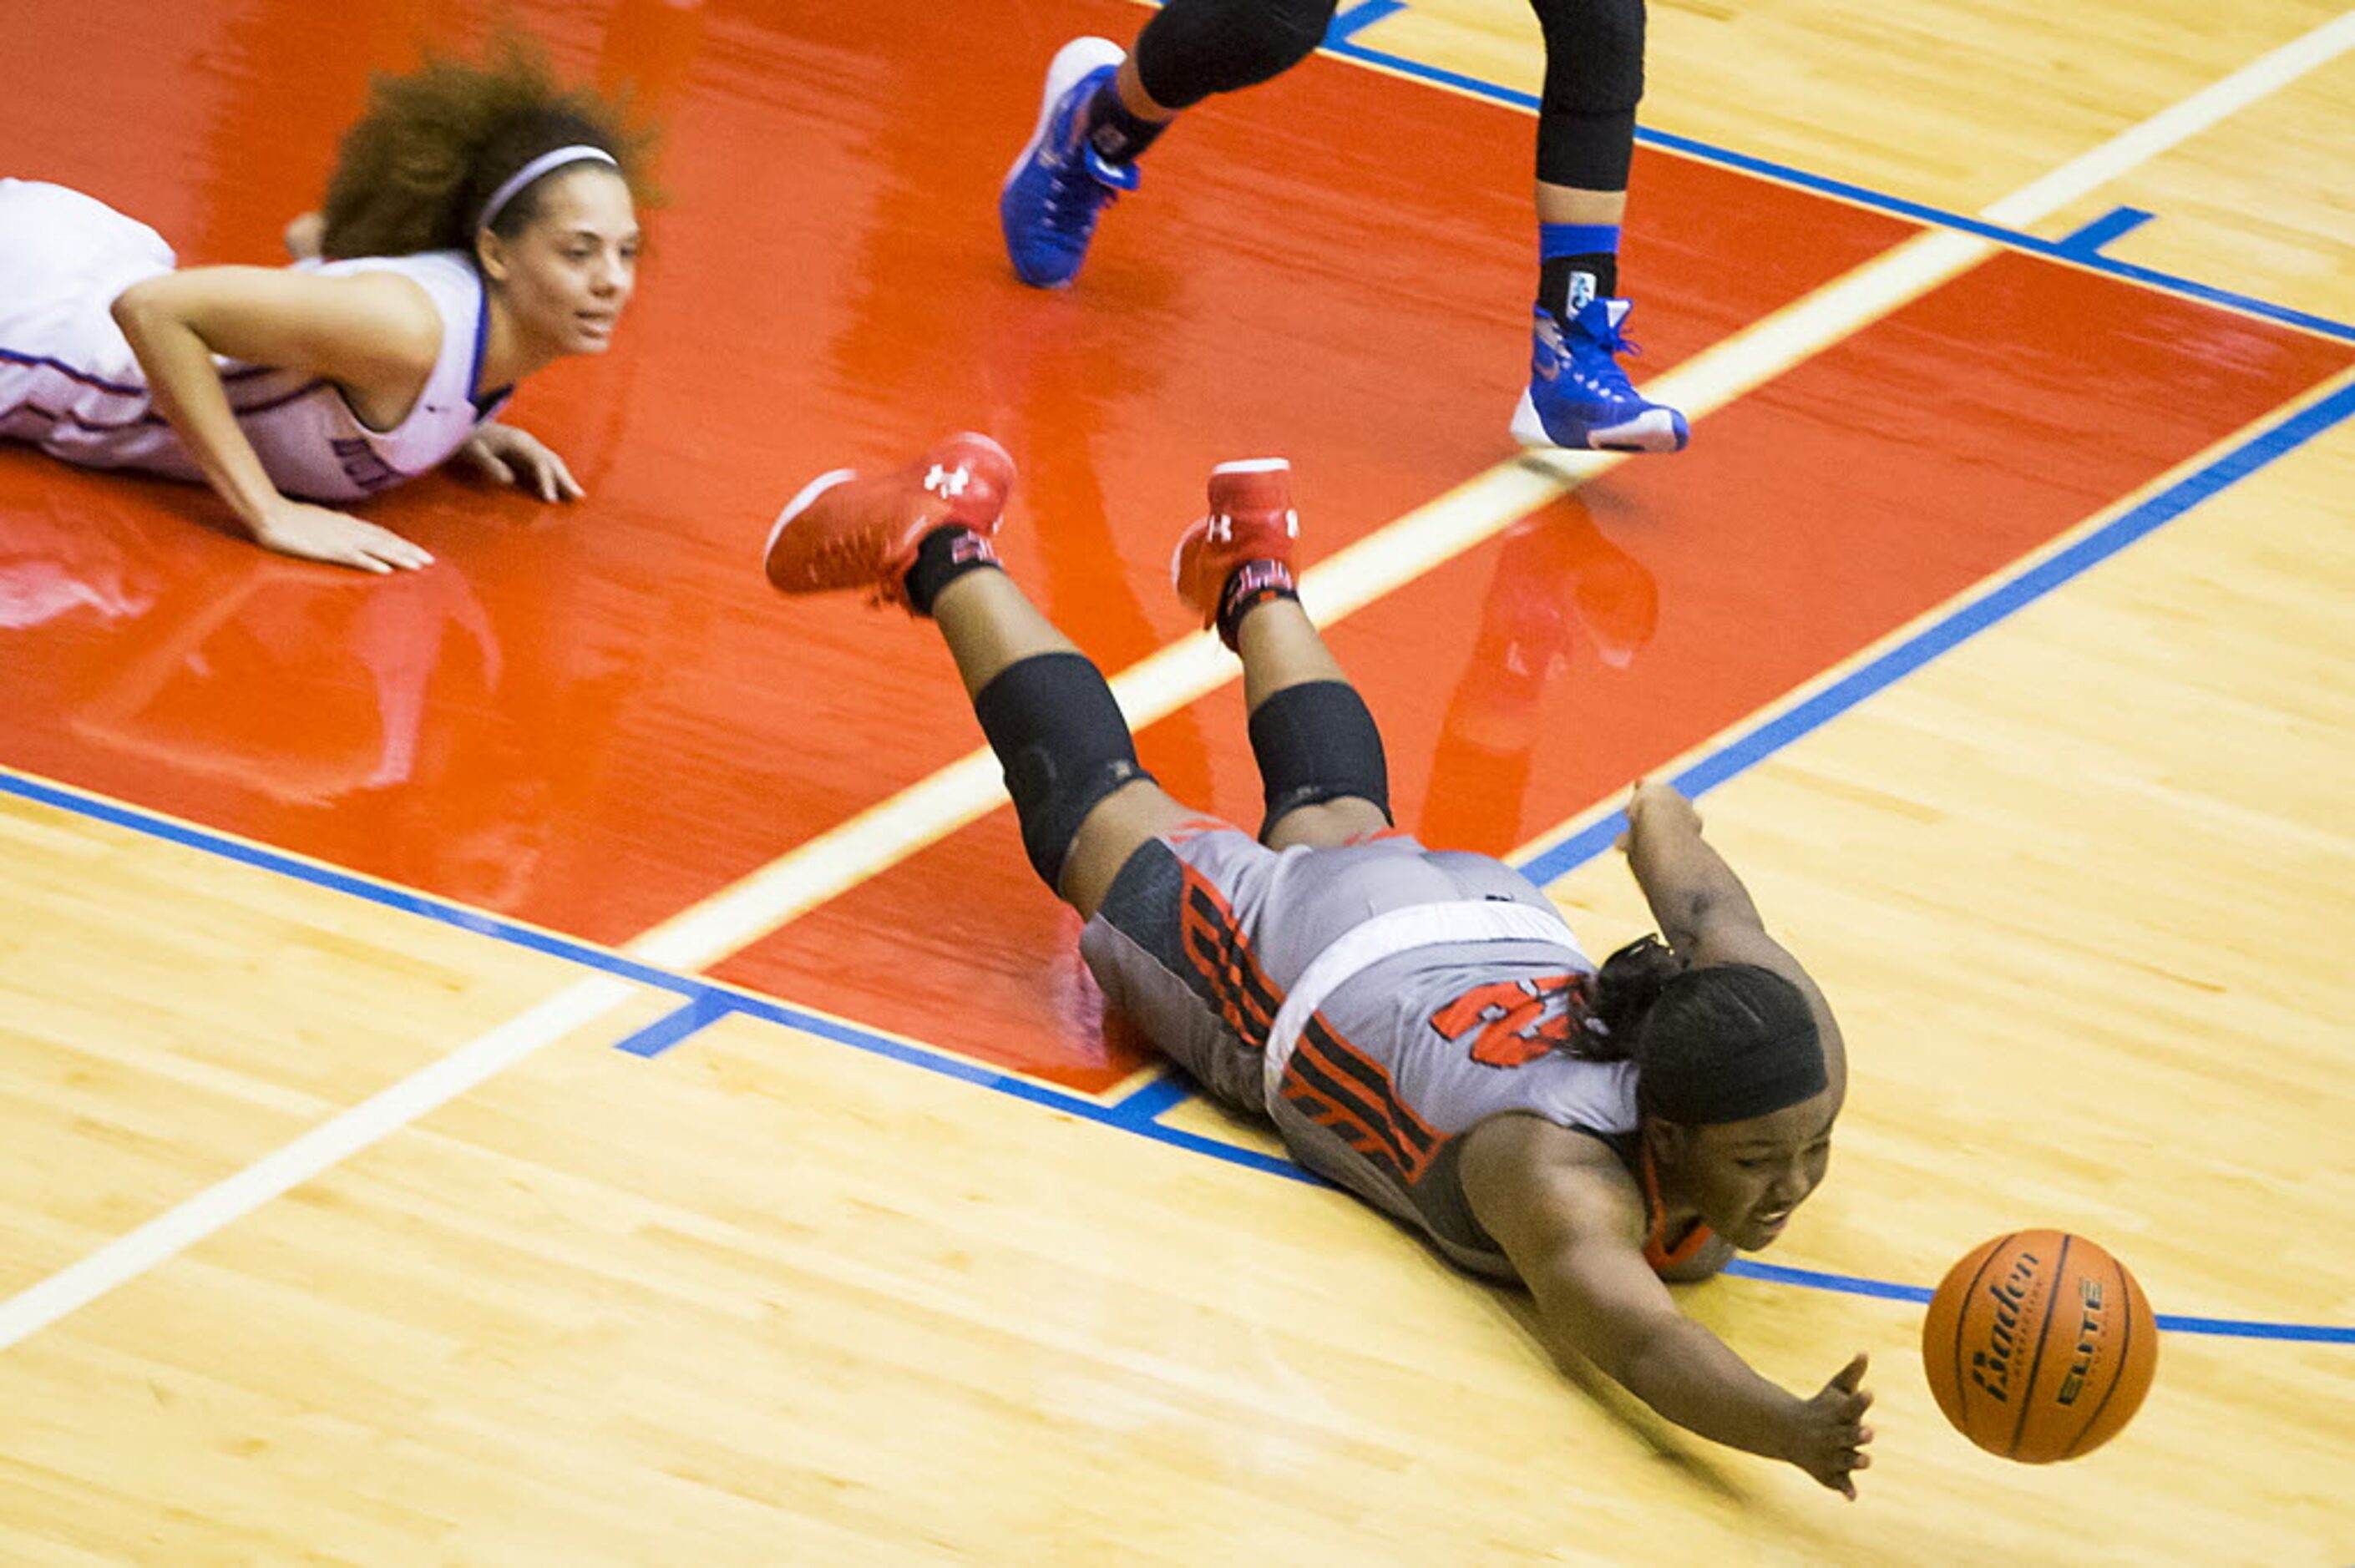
<box><xmin>1567</xmin><ymin>933</ymin><xmax>1684</xmax><ymax>1060</ymax></box>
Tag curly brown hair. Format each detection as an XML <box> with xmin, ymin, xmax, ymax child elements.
<box><xmin>318</xmin><ymin>29</ymin><xmax>659</xmax><ymax>260</ymax></box>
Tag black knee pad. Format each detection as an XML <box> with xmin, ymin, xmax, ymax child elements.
<box><xmin>1134</xmin><ymin>0</ymin><xmax>1337</xmax><ymax>109</ymax></box>
<box><xmin>1248</xmin><ymin>680</ymin><xmax>1391</xmax><ymax>841</ymax></box>
<box><xmin>1528</xmin><ymin>0</ymin><xmax>1646</xmax><ymax>188</ymax></box>
<box><xmin>972</xmin><ymin>653</ymin><xmax>1153</xmax><ymax>891</ymax></box>
<box><xmin>1537</xmin><ymin>106</ymin><xmax>1638</xmax><ymax>191</ymax></box>
<box><xmin>1530</xmin><ymin>0</ymin><xmax>1646</xmax><ymax>111</ymax></box>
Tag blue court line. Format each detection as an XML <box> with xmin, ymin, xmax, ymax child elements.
<box><xmin>2058</xmin><ymin>205</ymin><xmax>2158</xmax><ymax>257</ymax></box>
<box><xmin>1726</xmin><ymin>1259</ymin><xmax>1932</xmax><ymax>1304</ymax></box>
<box><xmin>0</xmin><ymin>771</ymin><xmax>710</xmax><ymax>1000</ymax></box>
<box><xmin>1728</xmin><ymin>1261</ymin><xmax>2355</xmax><ymax>1344</ymax></box>
<box><xmin>1108</xmin><ymin>1070</ymin><xmax>1203</xmax><ymax>1126</ymax></box>
<box><xmin>1512</xmin><ymin>374</ymin><xmax>2355</xmax><ymax>887</ymax></box>
<box><xmin>1307</xmin><ymin>38</ymin><xmax>2355</xmax><ymax>346</ymax></box>
<box><xmin>607</xmin><ymin>980</ymin><xmax>1314</xmax><ymax>1180</ymax></box>
<box><xmin>1325</xmin><ymin>0</ymin><xmax>1408</xmax><ymax>44</ymax></box>
<box><xmin>613</xmin><ymin>992</ymin><xmax>742</xmax><ymax>1058</ymax></box>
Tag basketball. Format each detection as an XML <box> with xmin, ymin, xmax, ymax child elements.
<box><xmin>1922</xmin><ymin>1230</ymin><xmax>2160</xmax><ymax>1463</ymax></box>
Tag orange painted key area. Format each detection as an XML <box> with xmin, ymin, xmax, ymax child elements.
<box><xmin>3</xmin><ymin>0</ymin><xmax>2349</xmax><ymax>1094</ymax></box>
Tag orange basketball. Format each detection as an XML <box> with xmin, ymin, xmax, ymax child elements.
<box><xmin>1921</xmin><ymin>1229</ymin><xmax>2159</xmax><ymax>1463</ymax></box>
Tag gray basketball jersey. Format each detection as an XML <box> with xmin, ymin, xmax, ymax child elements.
<box><xmin>1083</xmin><ymin>829</ymin><xmax>1642</xmax><ymax>1277</ymax></box>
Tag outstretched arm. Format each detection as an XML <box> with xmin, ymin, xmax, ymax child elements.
<box><xmin>1619</xmin><ymin>780</ymin><xmax>1846</xmax><ymax>1102</ymax></box>
<box><xmin>109</xmin><ymin>266</ymin><xmax>441</xmax><ymax>572</ymax></box>
<box><xmin>1461</xmin><ymin>1115</ymin><xmax>1874</xmax><ymax>1496</ymax></box>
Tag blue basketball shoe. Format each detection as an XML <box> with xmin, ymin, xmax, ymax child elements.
<box><xmin>1511</xmin><ymin>297</ymin><xmax>1689</xmax><ymax>453</ymax></box>
<box><xmin>1000</xmin><ymin>38</ymin><xmax>1139</xmax><ymax>288</ymax></box>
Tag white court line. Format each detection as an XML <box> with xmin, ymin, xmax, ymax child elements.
<box><xmin>1980</xmin><ymin>9</ymin><xmax>2355</xmax><ymax>229</ymax></box>
<box><xmin>0</xmin><ymin>979</ymin><xmax>641</xmax><ymax>1349</ymax></box>
<box><xmin>6</xmin><ymin>13</ymin><xmax>2350</xmax><ymax>1354</ymax></box>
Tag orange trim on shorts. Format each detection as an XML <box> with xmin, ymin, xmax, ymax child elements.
<box><xmin>1176</xmin><ymin>861</ymin><xmax>1282</xmax><ymax>1045</ymax></box>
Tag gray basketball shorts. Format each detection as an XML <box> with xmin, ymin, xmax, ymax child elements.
<box><xmin>1076</xmin><ymin>820</ymin><xmax>1559</xmax><ymax>1115</ymax></box>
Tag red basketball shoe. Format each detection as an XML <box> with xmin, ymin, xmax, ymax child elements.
<box><xmin>762</xmin><ymin>432</ymin><xmax>1015</xmax><ymax>609</ymax></box>
<box><xmin>1171</xmin><ymin>458</ymin><xmax>1299</xmax><ymax>639</ymax></box>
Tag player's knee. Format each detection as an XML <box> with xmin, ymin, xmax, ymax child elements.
<box><xmin>973</xmin><ymin>653</ymin><xmax>1156</xmax><ymax>891</ymax></box>
<box><xmin>1242</xmin><ymin>0</ymin><xmax>1335</xmax><ymax>75</ymax></box>
<box><xmin>1248</xmin><ymin>680</ymin><xmax>1391</xmax><ymax>843</ymax></box>
<box><xmin>1137</xmin><ymin>0</ymin><xmax>1335</xmax><ymax>106</ymax></box>
<box><xmin>1532</xmin><ymin>0</ymin><xmax>1647</xmax><ymax>115</ymax></box>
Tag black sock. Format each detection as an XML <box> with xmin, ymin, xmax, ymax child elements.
<box><xmin>904</xmin><ymin>526</ymin><xmax>1001</xmax><ymax>617</ymax></box>
<box><xmin>1214</xmin><ymin>559</ymin><xmax>1299</xmax><ymax>650</ymax></box>
<box><xmin>1540</xmin><ymin>253</ymin><xmax>1619</xmax><ymax>324</ymax></box>
<box><xmin>1083</xmin><ymin>83</ymin><xmax>1168</xmax><ymax>164</ymax></box>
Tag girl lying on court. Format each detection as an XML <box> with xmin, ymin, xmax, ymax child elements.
<box><xmin>0</xmin><ymin>35</ymin><xmax>651</xmax><ymax>574</ymax></box>
<box><xmin>760</xmin><ymin>433</ymin><xmax>1876</xmax><ymax>1498</ymax></box>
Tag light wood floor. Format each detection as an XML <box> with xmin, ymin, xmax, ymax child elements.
<box><xmin>3</xmin><ymin>0</ymin><xmax>2351</xmax><ymax>1561</ymax></box>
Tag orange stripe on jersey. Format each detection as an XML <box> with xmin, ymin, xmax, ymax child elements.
<box><xmin>1284</xmin><ymin>1016</ymin><xmax>1444</xmax><ymax>1186</ymax></box>
<box><xmin>1281</xmin><ymin>1075</ymin><xmax>1397</xmax><ymax>1164</ymax></box>
<box><xmin>1299</xmin><ymin>1019</ymin><xmax>1442</xmax><ymax>1157</ymax></box>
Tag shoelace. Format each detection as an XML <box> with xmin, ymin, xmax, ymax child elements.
<box><xmin>1561</xmin><ymin>311</ymin><xmax>1646</xmax><ymax>399</ymax></box>
<box><xmin>1039</xmin><ymin>156</ymin><xmax>1122</xmax><ymax>240</ymax></box>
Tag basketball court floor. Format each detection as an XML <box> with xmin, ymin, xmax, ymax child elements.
<box><xmin>1</xmin><ymin>0</ymin><xmax>2349</xmax><ymax>1560</ymax></box>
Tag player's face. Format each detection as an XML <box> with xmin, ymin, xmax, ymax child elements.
<box><xmin>491</xmin><ymin>168</ymin><xmax>641</xmax><ymax>356</ymax></box>
<box><xmin>1673</xmin><ymin>1087</ymin><xmax>1839</xmax><ymax>1252</ymax></box>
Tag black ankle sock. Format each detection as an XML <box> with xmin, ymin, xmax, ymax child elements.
<box><xmin>904</xmin><ymin>526</ymin><xmax>1002</xmax><ymax>617</ymax></box>
<box><xmin>1214</xmin><ymin>559</ymin><xmax>1299</xmax><ymax>650</ymax></box>
<box><xmin>1540</xmin><ymin>253</ymin><xmax>1619</xmax><ymax>323</ymax></box>
<box><xmin>1084</xmin><ymin>83</ymin><xmax>1168</xmax><ymax>164</ymax></box>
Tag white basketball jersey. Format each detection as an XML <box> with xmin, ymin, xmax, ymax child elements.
<box><xmin>0</xmin><ymin>180</ymin><xmax>509</xmax><ymax>502</ymax></box>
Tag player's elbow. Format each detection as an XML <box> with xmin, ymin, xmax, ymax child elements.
<box><xmin>1654</xmin><ymin>888</ymin><xmax>1731</xmax><ymax>955</ymax></box>
<box><xmin>109</xmin><ymin>277</ymin><xmax>172</xmax><ymax>341</ymax></box>
<box><xmin>1671</xmin><ymin>886</ymin><xmax>1772</xmax><ymax>957</ymax></box>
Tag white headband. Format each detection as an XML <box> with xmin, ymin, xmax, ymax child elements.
<box><xmin>478</xmin><ymin>144</ymin><xmax>619</xmax><ymax>231</ymax></box>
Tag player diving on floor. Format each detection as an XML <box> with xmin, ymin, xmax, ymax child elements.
<box><xmin>760</xmin><ymin>432</ymin><xmax>1872</xmax><ymax>1497</ymax></box>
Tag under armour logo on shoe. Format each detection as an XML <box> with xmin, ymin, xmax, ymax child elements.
<box><xmin>924</xmin><ymin>463</ymin><xmax>972</xmax><ymax>498</ymax></box>
<box><xmin>1205</xmin><ymin>512</ymin><xmax>1233</xmax><ymax>543</ymax></box>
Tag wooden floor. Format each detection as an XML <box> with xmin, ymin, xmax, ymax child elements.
<box><xmin>3</xmin><ymin>0</ymin><xmax>2352</xmax><ymax>1561</ymax></box>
